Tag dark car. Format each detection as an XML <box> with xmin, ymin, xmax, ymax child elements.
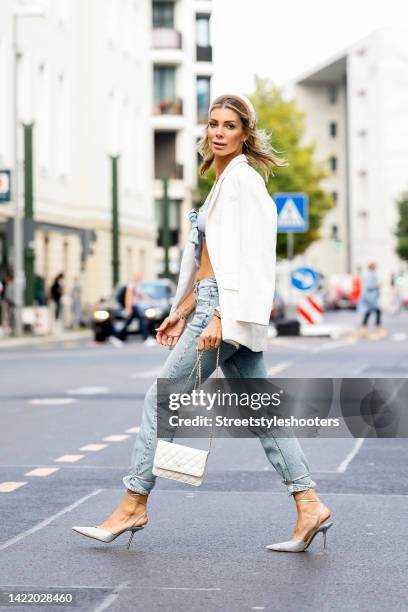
<box><xmin>269</xmin><ymin>290</ymin><xmax>285</xmax><ymax>321</ymax></box>
<box><xmin>92</xmin><ymin>279</ymin><xmax>176</xmax><ymax>342</ymax></box>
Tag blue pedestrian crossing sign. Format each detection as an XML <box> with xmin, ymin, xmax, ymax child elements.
<box><xmin>274</xmin><ymin>192</ymin><xmax>309</xmax><ymax>233</ymax></box>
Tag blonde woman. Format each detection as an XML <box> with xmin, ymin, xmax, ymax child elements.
<box><xmin>72</xmin><ymin>94</ymin><xmax>333</xmax><ymax>552</ymax></box>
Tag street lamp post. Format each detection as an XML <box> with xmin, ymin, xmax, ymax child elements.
<box><xmin>11</xmin><ymin>6</ymin><xmax>45</xmax><ymax>336</ymax></box>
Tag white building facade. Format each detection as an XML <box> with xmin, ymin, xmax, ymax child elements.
<box><xmin>291</xmin><ymin>28</ymin><xmax>408</xmax><ymax>293</ymax></box>
<box><xmin>152</xmin><ymin>0</ymin><xmax>213</xmax><ymax>274</ymax></box>
<box><xmin>0</xmin><ymin>0</ymin><xmax>214</xmax><ymax>321</ymax></box>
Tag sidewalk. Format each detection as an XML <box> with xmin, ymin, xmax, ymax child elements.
<box><xmin>0</xmin><ymin>328</ymin><xmax>93</xmax><ymax>350</ymax></box>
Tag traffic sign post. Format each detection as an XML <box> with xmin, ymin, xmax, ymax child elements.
<box><xmin>274</xmin><ymin>193</ymin><xmax>309</xmax><ymax>318</ymax></box>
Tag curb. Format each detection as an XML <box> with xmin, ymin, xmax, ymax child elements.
<box><xmin>0</xmin><ymin>329</ymin><xmax>93</xmax><ymax>349</ymax></box>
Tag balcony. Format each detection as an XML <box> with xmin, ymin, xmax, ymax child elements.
<box><xmin>153</xmin><ymin>97</ymin><xmax>183</xmax><ymax>116</ymax></box>
<box><xmin>152</xmin><ymin>28</ymin><xmax>182</xmax><ymax>49</ymax></box>
<box><xmin>196</xmin><ymin>44</ymin><xmax>212</xmax><ymax>62</ymax></box>
<box><xmin>155</xmin><ymin>162</ymin><xmax>184</xmax><ymax>181</ymax></box>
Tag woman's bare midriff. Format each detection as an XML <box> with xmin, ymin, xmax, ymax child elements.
<box><xmin>195</xmin><ymin>238</ymin><xmax>215</xmax><ymax>282</ymax></box>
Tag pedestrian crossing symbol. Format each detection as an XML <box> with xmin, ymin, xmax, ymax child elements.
<box><xmin>274</xmin><ymin>192</ymin><xmax>309</xmax><ymax>233</ymax></box>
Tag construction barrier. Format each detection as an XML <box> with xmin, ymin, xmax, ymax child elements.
<box><xmin>296</xmin><ymin>294</ymin><xmax>324</xmax><ymax>325</ymax></box>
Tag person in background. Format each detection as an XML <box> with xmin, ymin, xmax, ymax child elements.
<box><xmin>113</xmin><ymin>272</ymin><xmax>158</xmax><ymax>346</ymax></box>
<box><xmin>50</xmin><ymin>273</ymin><xmax>64</xmax><ymax>322</ymax></box>
<box><xmin>358</xmin><ymin>262</ymin><xmax>387</xmax><ymax>338</ymax></box>
<box><xmin>1</xmin><ymin>272</ymin><xmax>14</xmax><ymax>335</ymax></box>
<box><xmin>70</xmin><ymin>276</ymin><xmax>82</xmax><ymax>329</ymax></box>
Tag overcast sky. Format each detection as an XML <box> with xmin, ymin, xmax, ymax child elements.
<box><xmin>211</xmin><ymin>0</ymin><xmax>408</xmax><ymax>97</ymax></box>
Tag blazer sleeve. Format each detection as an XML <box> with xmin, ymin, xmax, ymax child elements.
<box><xmin>235</xmin><ymin>170</ymin><xmax>277</xmax><ymax>325</ymax></box>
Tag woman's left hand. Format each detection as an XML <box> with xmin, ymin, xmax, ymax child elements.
<box><xmin>196</xmin><ymin>316</ymin><xmax>222</xmax><ymax>351</ymax></box>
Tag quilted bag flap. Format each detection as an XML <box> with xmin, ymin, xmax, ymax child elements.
<box><xmin>154</xmin><ymin>440</ymin><xmax>208</xmax><ymax>477</ymax></box>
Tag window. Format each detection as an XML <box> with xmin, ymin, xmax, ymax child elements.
<box><xmin>197</xmin><ymin>76</ymin><xmax>211</xmax><ymax>123</ymax></box>
<box><xmin>152</xmin><ymin>2</ymin><xmax>174</xmax><ymax>28</ymax></box>
<box><xmin>328</xmin><ymin>85</ymin><xmax>337</xmax><ymax>104</ymax></box>
<box><xmin>154</xmin><ymin>66</ymin><xmax>176</xmax><ymax>106</ymax></box>
<box><xmin>331</xmin><ymin>191</ymin><xmax>338</xmax><ymax>204</ymax></box>
<box><xmin>195</xmin><ymin>14</ymin><xmax>210</xmax><ymax>47</ymax></box>
<box><xmin>154</xmin><ymin>132</ymin><xmax>183</xmax><ymax>179</ymax></box>
<box><xmin>155</xmin><ymin>198</ymin><xmax>181</xmax><ymax>247</ymax></box>
<box><xmin>329</xmin><ymin>156</ymin><xmax>337</xmax><ymax>172</ymax></box>
<box><xmin>329</xmin><ymin>122</ymin><xmax>337</xmax><ymax>138</ymax></box>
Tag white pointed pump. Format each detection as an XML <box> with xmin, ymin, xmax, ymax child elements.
<box><xmin>266</xmin><ymin>494</ymin><xmax>333</xmax><ymax>553</ymax></box>
<box><xmin>72</xmin><ymin>491</ymin><xmax>147</xmax><ymax>550</ymax></box>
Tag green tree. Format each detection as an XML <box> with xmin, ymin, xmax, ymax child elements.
<box><xmin>395</xmin><ymin>191</ymin><xmax>408</xmax><ymax>262</ymax></box>
<box><xmin>196</xmin><ymin>77</ymin><xmax>334</xmax><ymax>260</ymax></box>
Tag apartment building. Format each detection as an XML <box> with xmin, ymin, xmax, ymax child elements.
<box><xmin>152</xmin><ymin>0</ymin><xmax>213</xmax><ymax>275</ymax></box>
<box><xmin>291</xmin><ymin>28</ymin><xmax>408</xmax><ymax>291</ymax></box>
<box><xmin>0</xmin><ymin>0</ymin><xmax>213</xmax><ymax>318</ymax></box>
<box><xmin>1</xmin><ymin>0</ymin><xmax>155</xmax><ymax>313</ymax></box>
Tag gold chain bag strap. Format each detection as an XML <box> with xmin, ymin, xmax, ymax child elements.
<box><xmin>152</xmin><ymin>347</ymin><xmax>220</xmax><ymax>486</ymax></box>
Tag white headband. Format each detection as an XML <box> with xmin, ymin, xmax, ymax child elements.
<box><xmin>209</xmin><ymin>93</ymin><xmax>256</xmax><ymax>128</ymax></box>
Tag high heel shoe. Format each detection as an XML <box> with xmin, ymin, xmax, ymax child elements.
<box><xmin>72</xmin><ymin>491</ymin><xmax>148</xmax><ymax>549</ymax></box>
<box><xmin>266</xmin><ymin>495</ymin><xmax>333</xmax><ymax>552</ymax></box>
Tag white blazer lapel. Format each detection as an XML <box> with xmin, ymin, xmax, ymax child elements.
<box><xmin>207</xmin><ymin>154</ymin><xmax>248</xmax><ymax>221</ymax></box>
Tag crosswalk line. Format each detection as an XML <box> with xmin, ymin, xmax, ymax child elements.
<box><xmin>126</xmin><ymin>426</ymin><xmax>140</xmax><ymax>433</ymax></box>
<box><xmin>102</xmin><ymin>434</ymin><xmax>129</xmax><ymax>442</ymax></box>
<box><xmin>0</xmin><ymin>481</ymin><xmax>27</xmax><ymax>492</ymax></box>
<box><xmin>79</xmin><ymin>444</ymin><xmax>108</xmax><ymax>451</ymax></box>
<box><xmin>54</xmin><ymin>454</ymin><xmax>85</xmax><ymax>463</ymax></box>
<box><xmin>24</xmin><ymin>467</ymin><xmax>60</xmax><ymax>477</ymax></box>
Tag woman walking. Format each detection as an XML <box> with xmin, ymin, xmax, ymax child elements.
<box><xmin>72</xmin><ymin>94</ymin><xmax>333</xmax><ymax>552</ymax></box>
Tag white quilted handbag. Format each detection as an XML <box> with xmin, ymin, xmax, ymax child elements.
<box><xmin>153</xmin><ymin>347</ymin><xmax>220</xmax><ymax>486</ymax></box>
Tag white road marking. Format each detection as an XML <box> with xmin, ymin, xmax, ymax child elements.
<box><xmin>24</xmin><ymin>467</ymin><xmax>59</xmax><ymax>477</ymax></box>
<box><xmin>312</xmin><ymin>337</ymin><xmax>357</xmax><ymax>352</ymax></box>
<box><xmin>391</xmin><ymin>332</ymin><xmax>407</xmax><ymax>342</ymax></box>
<box><xmin>28</xmin><ymin>398</ymin><xmax>78</xmax><ymax>406</ymax></box>
<box><xmin>125</xmin><ymin>426</ymin><xmax>140</xmax><ymax>433</ymax></box>
<box><xmin>67</xmin><ymin>386</ymin><xmax>109</xmax><ymax>395</ymax></box>
<box><xmin>336</xmin><ymin>438</ymin><xmax>365</xmax><ymax>473</ymax></box>
<box><xmin>0</xmin><ymin>481</ymin><xmax>27</xmax><ymax>492</ymax></box>
<box><xmin>93</xmin><ymin>582</ymin><xmax>130</xmax><ymax>612</ymax></box>
<box><xmin>155</xmin><ymin>587</ymin><xmax>221</xmax><ymax>591</ymax></box>
<box><xmin>0</xmin><ymin>488</ymin><xmax>104</xmax><ymax>551</ymax></box>
<box><xmin>79</xmin><ymin>444</ymin><xmax>108</xmax><ymax>452</ymax></box>
<box><xmin>54</xmin><ymin>454</ymin><xmax>85</xmax><ymax>463</ymax></box>
<box><xmin>269</xmin><ymin>338</ymin><xmax>311</xmax><ymax>351</ymax></box>
<box><xmin>102</xmin><ymin>434</ymin><xmax>129</xmax><ymax>442</ymax></box>
<box><xmin>267</xmin><ymin>361</ymin><xmax>293</xmax><ymax>375</ymax></box>
<box><xmin>129</xmin><ymin>369</ymin><xmax>160</xmax><ymax>379</ymax></box>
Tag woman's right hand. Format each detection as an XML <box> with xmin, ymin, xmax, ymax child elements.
<box><xmin>155</xmin><ymin>313</ymin><xmax>187</xmax><ymax>348</ymax></box>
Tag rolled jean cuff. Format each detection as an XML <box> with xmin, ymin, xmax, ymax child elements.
<box><xmin>281</xmin><ymin>473</ymin><xmax>317</xmax><ymax>496</ymax></box>
<box><xmin>122</xmin><ymin>474</ymin><xmax>154</xmax><ymax>496</ymax></box>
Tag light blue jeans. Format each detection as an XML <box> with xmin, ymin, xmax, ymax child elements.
<box><xmin>122</xmin><ymin>277</ymin><xmax>316</xmax><ymax>496</ymax></box>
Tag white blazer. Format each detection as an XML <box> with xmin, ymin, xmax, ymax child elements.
<box><xmin>170</xmin><ymin>153</ymin><xmax>277</xmax><ymax>352</ymax></box>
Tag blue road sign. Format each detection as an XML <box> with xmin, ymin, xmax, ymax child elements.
<box><xmin>0</xmin><ymin>170</ymin><xmax>11</xmax><ymax>203</ymax></box>
<box><xmin>274</xmin><ymin>192</ymin><xmax>309</xmax><ymax>233</ymax></box>
<box><xmin>291</xmin><ymin>267</ymin><xmax>319</xmax><ymax>292</ymax></box>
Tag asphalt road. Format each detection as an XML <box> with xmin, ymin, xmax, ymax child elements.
<box><xmin>0</xmin><ymin>310</ymin><xmax>407</xmax><ymax>612</ymax></box>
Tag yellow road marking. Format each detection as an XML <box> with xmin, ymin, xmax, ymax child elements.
<box><xmin>24</xmin><ymin>467</ymin><xmax>60</xmax><ymax>477</ymax></box>
<box><xmin>0</xmin><ymin>481</ymin><xmax>27</xmax><ymax>492</ymax></box>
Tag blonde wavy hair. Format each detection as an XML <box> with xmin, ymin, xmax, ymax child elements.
<box><xmin>197</xmin><ymin>94</ymin><xmax>287</xmax><ymax>181</ymax></box>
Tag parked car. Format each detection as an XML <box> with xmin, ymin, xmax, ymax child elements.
<box><xmin>326</xmin><ymin>274</ymin><xmax>361</xmax><ymax>310</ymax></box>
<box><xmin>92</xmin><ymin>279</ymin><xmax>176</xmax><ymax>342</ymax></box>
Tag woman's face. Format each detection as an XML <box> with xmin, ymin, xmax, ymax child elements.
<box><xmin>207</xmin><ymin>107</ymin><xmax>246</xmax><ymax>158</ymax></box>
